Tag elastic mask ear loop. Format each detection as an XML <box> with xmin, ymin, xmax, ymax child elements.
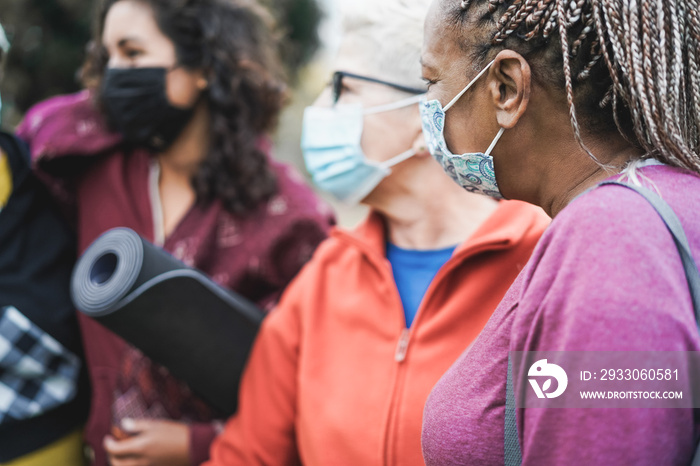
<box><xmin>485</xmin><ymin>127</ymin><xmax>505</xmax><ymax>156</ymax></box>
<box><xmin>443</xmin><ymin>59</ymin><xmax>496</xmax><ymax>112</ymax></box>
<box><xmin>380</xmin><ymin>148</ymin><xmax>416</xmax><ymax>169</ymax></box>
<box><xmin>364</xmin><ymin>94</ymin><xmax>426</xmax><ymax>115</ymax></box>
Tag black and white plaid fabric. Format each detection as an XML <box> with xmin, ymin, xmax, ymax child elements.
<box><xmin>0</xmin><ymin>306</ymin><xmax>80</xmax><ymax>423</ymax></box>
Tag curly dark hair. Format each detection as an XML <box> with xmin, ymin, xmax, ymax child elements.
<box><xmin>82</xmin><ymin>0</ymin><xmax>287</xmax><ymax>214</ymax></box>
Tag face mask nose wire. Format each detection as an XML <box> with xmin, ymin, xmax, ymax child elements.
<box><xmin>443</xmin><ymin>59</ymin><xmax>496</xmax><ymax>112</ymax></box>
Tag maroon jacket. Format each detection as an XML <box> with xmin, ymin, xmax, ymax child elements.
<box><xmin>17</xmin><ymin>91</ymin><xmax>334</xmax><ymax>465</ymax></box>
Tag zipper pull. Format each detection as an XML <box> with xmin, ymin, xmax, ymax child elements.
<box><xmin>394</xmin><ymin>329</ymin><xmax>410</xmax><ymax>362</ymax></box>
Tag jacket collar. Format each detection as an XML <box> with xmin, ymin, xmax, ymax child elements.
<box><xmin>331</xmin><ymin>211</ymin><xmax>388</xmax><ymax>259</ymax></box>
<box><xmin>453</xmin><ymin>200</ymin><xmax>545</xmax><ymax>258</ymax></box>
<box><xmin>331</xmin><ymin>200</ymin><xmax>546</xmax><ymax>264</ymax></box>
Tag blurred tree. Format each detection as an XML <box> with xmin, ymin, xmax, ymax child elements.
<box><xmin>265</xmin><ymin>0</ymin><xmax>322</xmax><ymax>75</ymax></box>
<box><xmin>0</xmin><ymin>0</ymin><xmax>91</xmax><ymax>126</ymax></box>
<box><xmin>0</xmin><ymin>0</ymin><xmax>322</xmax><ymax>127</ymax></box>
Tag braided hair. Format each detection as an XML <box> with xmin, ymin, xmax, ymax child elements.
<box><xmin>451</xmin><ymin>0</ymin><xmax>700</xmax><ymax>173</ymax></box>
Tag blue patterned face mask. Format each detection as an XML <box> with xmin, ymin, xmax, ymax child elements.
<box><xmin>302</xmin><ymin>94</ymin><xmax>424</xmax><ymax>205</ymax></box>
<box><xmin>420</xmin><ymin>60</ymin><xmax>505</xmax><ymax>199</ymax></box>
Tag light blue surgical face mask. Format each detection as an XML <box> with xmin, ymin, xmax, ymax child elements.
<box><xmin>301</xmin><ymin>93</ymin><xmax>424</xmax><ymax>205</ymax></box>
<box><xmin>420</xmin><ymin>60</ymin><xmax>505</xmax><ymax>199</ymax></box>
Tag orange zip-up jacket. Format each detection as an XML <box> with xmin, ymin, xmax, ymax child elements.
<box><xmin>206</xmin><ymin>200</ymin><xmax>549</xmax><ymax>466</ymax></box>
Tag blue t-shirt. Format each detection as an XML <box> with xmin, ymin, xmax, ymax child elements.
<box><xmin>386</xmin><ymin>242</ymin><xmax>457</xmax><ymax>327</ymax></box>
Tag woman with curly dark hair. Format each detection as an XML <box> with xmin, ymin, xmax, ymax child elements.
<box><xmin>16</xmin><ymin>0</ymin><xmax>334</xmax><ymax>464</ymax></box>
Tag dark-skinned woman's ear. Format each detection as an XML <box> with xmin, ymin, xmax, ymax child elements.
<box><xmin>489</xmin><ymin>50</ymin><xmax>531</xmax><ymax>130</ymax></box>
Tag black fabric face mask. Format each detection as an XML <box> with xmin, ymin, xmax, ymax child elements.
<box><xmin>101</xmin><ymin>67</ymin><xmax>197</xmax><ymax>152</ymax></box>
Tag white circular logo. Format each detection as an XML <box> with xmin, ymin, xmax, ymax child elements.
<box><xmin>528</xmin><ymin>359</ymin><xmax>568</xmax><ymax>399</ymax></box>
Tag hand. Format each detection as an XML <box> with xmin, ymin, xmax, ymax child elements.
<box><xmin>104</xmin><ymin>418</ymin><xmax>190</xmax><ymax>466</ymax></box>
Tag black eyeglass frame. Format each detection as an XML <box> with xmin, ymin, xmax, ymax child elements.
<box><xmin>331</xmin><ymin>71</ymin><xmax>426</xmax><ymax>104</ymax></box>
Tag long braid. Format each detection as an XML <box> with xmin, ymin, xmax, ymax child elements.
<box><xmin>687</xmin><ymin>6</ymin><xmax>700</xmax><ymax>146</ymax></box>
<box><xmin>458</xmin><ymin>0</ymin><xmax>700</xmax><ymax>172</ymax></box>
<box><xmin>556</xmin><ymin>0</ymin><xmax>608</xmax><ymax>166</ymax></box>
<box><xmin>638</xmin><ymin>0</ymin><xmax>662</xmax><ymax>151</ymax></box>
<box><xmin>593</xmin><ymin>2</ymin><xmax>644</xmax><ymax>146</ymax></box>
<box><xmin>624</xmin><ymin>0</ymin><xmax>659</xmax><ymax>151</ymax></box>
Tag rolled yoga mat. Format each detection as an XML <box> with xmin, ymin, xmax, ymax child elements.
<box><xmin>71</xmin><ymin>227</ymin><xmax>264</xmax><ymax>415</ymax></box>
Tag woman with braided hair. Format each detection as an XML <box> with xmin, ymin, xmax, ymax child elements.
<box><xmin>420</xmin><ymin>0</ymin><xmax>700</xmax><ymax>464</ymax></box>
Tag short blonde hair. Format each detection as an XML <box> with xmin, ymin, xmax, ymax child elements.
<box><xmin>340</xmin><ymin>0</ymin><xmax>430</xmax><ymax>89</ymax></box>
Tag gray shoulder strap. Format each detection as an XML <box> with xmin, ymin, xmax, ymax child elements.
<box><xmin>599</xmin><ymin>181</ymin><xmax>700</xmax><ymax>327</ymax></box>
<box><xmin>504</xmin><ymin>180</ymin><xmax>700</xmax><ymax>466</ymax></box>
<box><xmin>505</xmin><ymin>354</ymin><xmax>522</xmax><ymax>466</ymax></box>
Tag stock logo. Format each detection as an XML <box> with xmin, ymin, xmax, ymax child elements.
<box><xmin>528</xmin><ymin>359</ymin><xmax>568</xmax><ymax>399</ymax></box>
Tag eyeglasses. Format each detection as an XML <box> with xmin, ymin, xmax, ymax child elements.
<box><xmin>331</xmin><ymin>71</ymin><xmax>426</xmax><ymax>105</ymax></box>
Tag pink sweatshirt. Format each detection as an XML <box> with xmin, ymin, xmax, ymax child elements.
<box><xmin>422</xmin><ymin>165</ymin><xmax>700</xmax><ymax>465</ymax></box>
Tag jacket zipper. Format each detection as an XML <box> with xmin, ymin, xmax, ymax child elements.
<box><xmin>382</xmin><ymin>268</ymin><xmax>411</xmax><ymax>466</ymax></box>
<box><xmin>384</xmin><ymin>326</ymin><xmax>410</xmax><ymax>466</ymax></box>
<box><xmin>383</xmin><ymin>247</ymin><xmax>494</xmax><ymax>466</ymax></box>
<box><xmin>394</xmin><ymin>328</ymin><xmax>410</xmax><ymax>362</ymax></box>
<box><xmin>390</xmin><ymin>248</ymin><xmax>474</xmax><ymax>365</ymax></box>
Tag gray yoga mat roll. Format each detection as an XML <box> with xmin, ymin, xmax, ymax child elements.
<box><xmin>71</xmin><ymin>227</ymin><xmax>264</xmax><ymax>415</ymax></box>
